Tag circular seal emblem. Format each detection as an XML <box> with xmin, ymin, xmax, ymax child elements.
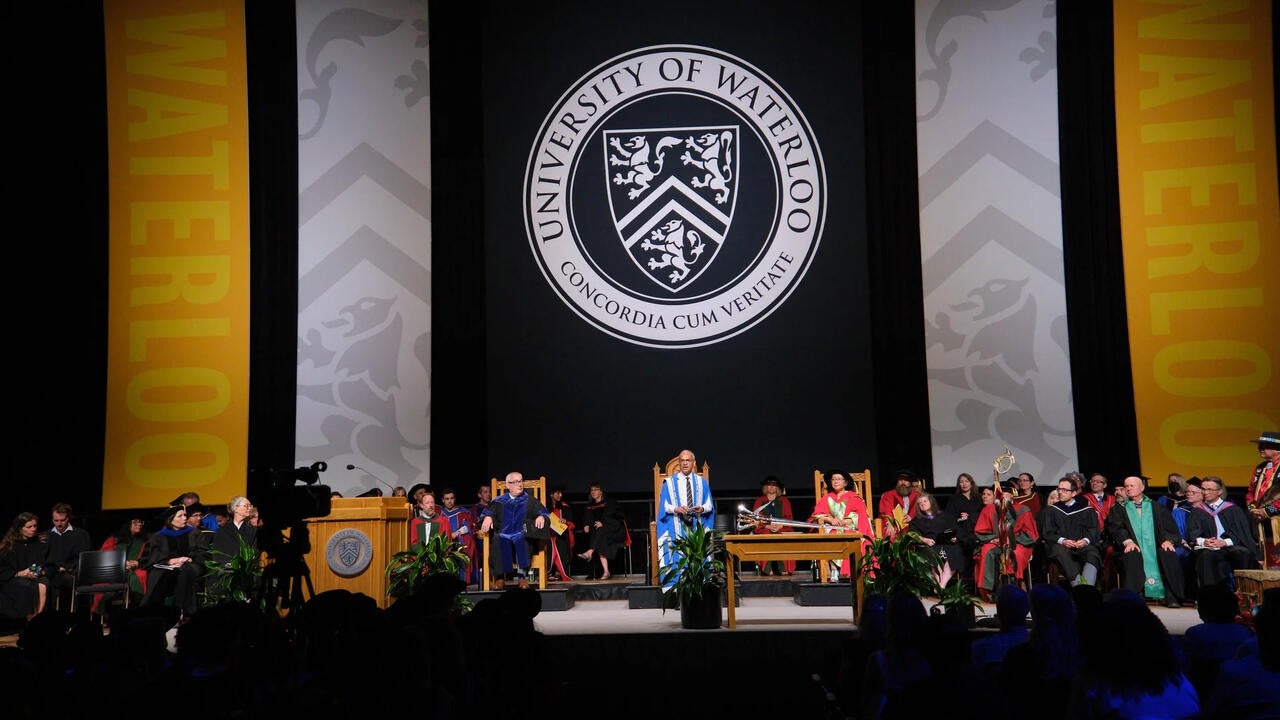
<box><xmin>524</xmin><ymin>44</ymin><xmax>826</xmax><ymax>348</ymax></box>
<box><xmin>325</xmin><ymin>528</ymin><xmax>374</xmax><ymax>577</ymax></box>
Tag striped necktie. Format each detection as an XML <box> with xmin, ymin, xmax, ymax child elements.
<box><xmin>685</xmin><ymin>476</ymin><xmax>693</xmax><ymax>508</ymax></box>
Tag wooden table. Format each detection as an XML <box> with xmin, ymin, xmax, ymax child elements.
<box><xmin>721</xmin><ymin>532</ymin><xmax>864</xmax><ymax>629</ymax></box>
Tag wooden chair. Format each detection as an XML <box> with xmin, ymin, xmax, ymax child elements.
<box><xmin>649</xmin><ymin>456</ymin><xmax>710</xmax><ymax>585</ymax></box>
<box><xmin>812</xmin><ymin>469</ymin><xmax>874</xmax><ymax>583</ymax></box>
<box><xmin>479</xmin><ymin>475</ymin><xmax>549</xmax><ymax>591</ymax></box>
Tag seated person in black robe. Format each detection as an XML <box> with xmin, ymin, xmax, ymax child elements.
<box><xmin>1184</xmin><ymin>476</ymin><xmax>1257</xmax><ymax>589</ymax></box>
<box><xmin>1038</xmin><ymin>476</ymin><xmax>1102</xmax><ymax>587</ymax></box>
<box><xmin>576</xmin><ymin>483</ymin><xmax>627</xmax><ymax>580</ymax></box>
<box><xmin>912</xmin><ymin>493</ymin><xmax>967</xmax><ymax>578</ymax></box>
<box><xmin>142</xmin><ymin>505</ymin><xmax>209</xmax><ymax>620</ymax></box>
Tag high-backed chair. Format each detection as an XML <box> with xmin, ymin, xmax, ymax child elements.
<box><xmin>812</xmin><ymin>469</ymin><xmax>874</xmax><ymax>583</ymax></box>
<box><xmin>649</xmin><ymin>457</ymin><xmax>710</xmax><ymax>585</ymax></box>
<box><xmin>480</xmin><ymin>475</ymin><xmax>549</xmax><ymax>591</ymax></box>
<box><xmin>70</xmin><ymin>549</ymin><xmax>130</xmax><ymax>621</ymax></box>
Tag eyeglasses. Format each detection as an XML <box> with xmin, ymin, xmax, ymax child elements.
<box><xmin>1057</xmin><ymin>487</ymin><xmax>1074</xmax><ymax>493</ymax></box>
<box><xmin>506</xmin><ymin>479</ymin><xmax>524</xmax><ymax>483</ymax></box>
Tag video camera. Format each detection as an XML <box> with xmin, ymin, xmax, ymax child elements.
<box><xmin>249</xmin><ymin>460</ymin><xmax>332</xmax><ymax>558</ymax></box>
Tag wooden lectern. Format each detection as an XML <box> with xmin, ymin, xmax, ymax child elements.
<box><xmin>301</xmin><ymin>496</ymin><xmax>411</xmax><ymax>608</ymax></box>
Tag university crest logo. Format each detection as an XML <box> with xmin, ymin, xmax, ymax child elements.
<box><xmin>524</xmin><ymin>45</ymin><xmax>825</xmax><ymax>348</ymax></box>
<box><xmin>605</xmin><ymin>127</ymin><xmax>738</xmax><ymax>292</ymax></box>
<box><xmin>325</xmin><ymin>528</ymin><xmax>373</xmax><ymax>577</ymax></box>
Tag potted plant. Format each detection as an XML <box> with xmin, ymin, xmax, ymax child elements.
<box><xmin>856</xmin><ymin>514</ymin><xmax>941</xmax><ymax>600</ymax></box>
<box><xmin>932</xmin><ymin>578</ymin><xmax>984</xmax><ymax>628</ymax></box>
<box><xmin>385</xmin><ymin>532</ymin><xmax>471</xmax><ymax>601</ymax></box>
<box><xmin>203</xmin><ymin>533</ymin><xmax>264</xmax><ymax>607</ymax></box>
<box><xmin>657</xmin><ymin>520</ymin><xmax>727</xmax><ymax>629</ymax></box>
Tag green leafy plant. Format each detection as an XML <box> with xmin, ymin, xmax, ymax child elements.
<box><xmin>385</xmin><ymin>532</ymin><xmax>470</xmax><ymax>599</ymax></box>
<box><xmin>935</xmin><ymin>576</ymin><xmax>984</xmax><ymax>612</ymax></box>
<box><xmin>657</xmin><ymin>520</ymin><xmax>727</xmax><ymax>612</ymax></box>
<box><xmin>856</xmin><ymin>514</ymin><xmax>943</xmax><ymax>599</ymax></box>
<box><xmin>202</xmin><ymin>533</ymin><xmax>264</xmax><ymax>606</ymax></box>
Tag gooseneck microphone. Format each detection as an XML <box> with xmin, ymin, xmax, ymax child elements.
<box><xmin>346</xmin><ymin>463</ymin><xmax>397</xmax><ymax>494</ymax></box>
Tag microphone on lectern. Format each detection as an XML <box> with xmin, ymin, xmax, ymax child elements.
<box><xmin>346</xmin><ymin>463</ymin><xmax>396</xmax><ymax>494</ymax></box>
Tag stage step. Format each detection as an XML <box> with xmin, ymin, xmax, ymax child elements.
<box><xmin>793</xmin><ymin>582</ymin><xmax>854</xmax><ymax>606</ymax></box>
<box><xmin>465</xmin><ymin>586</ymin><xmax>576</xmax><ymax>611</ymax></box>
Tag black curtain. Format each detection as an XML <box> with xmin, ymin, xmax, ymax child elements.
<box><xmin>1056</xmin><ymin>1</ymin><xmax>1140</xmax><ymax>481</ymax></box>
<box><xmin>427</xmin><ymin>2</ymin><xmax>487</xmax><ymax>486</ymax></box>
<box><xmin>8</xmin><ymin>2</ymin><xmax>108</xmax><ymax>526</ymax></box>
<box><xmin>245</xmin><ymin>1</ymin><xmax>302</xmax><ymax>482</ymax></box>
<box><xmin>861</xmin><ymin>0</ymin><xmax>933</xmax><ymax>489</ymax></box>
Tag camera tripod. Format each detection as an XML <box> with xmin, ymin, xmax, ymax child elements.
<box><xmin>257</xmin><ymin>522</ymin><xmax>316</xmax><ymax>615</ymax></box>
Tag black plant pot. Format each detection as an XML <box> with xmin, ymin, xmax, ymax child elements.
<box><xmin>679</xmin><ymin>585</ymin><xmax>722</xmax><ymax>629</ymax></box>
<box><xmin>941</xmin><ymin>603</ymin><xmax>976</xmax><ymax>628</ymax></box>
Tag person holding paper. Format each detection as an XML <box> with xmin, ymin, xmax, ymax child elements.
<box><xmin>545</xmin><ymin>485</ymin><xmax>574</xmax><ymax>581</ymax></box>
<box><xmin>142</xmin><ymin>504</ymin><xmax>207</xmax><ymax>622</ymax></box>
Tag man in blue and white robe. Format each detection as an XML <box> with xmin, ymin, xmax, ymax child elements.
<box><xmin>656</xmin><ymin>449</ymin><xmax>715</xmax><ymax>591</ymax></box>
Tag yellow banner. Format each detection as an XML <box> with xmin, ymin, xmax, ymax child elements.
<box><xmin>1114</xmin><ymin>0</ymin><xmax>1278</xmax><ymax>486</ymax></box>
<box><xmin>102</xmin><ymin>1</ymin><xmax>250</xmax><ymax>509</ymax></box>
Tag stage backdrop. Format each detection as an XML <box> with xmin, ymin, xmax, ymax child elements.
<box><xmin>483</xmin><ymin>0</ymin><xmax>876</xmax><ymax>494</ymax></box>
<box><xmin>294</xmin><ymin>1</ymin><xmax>433</xmax><ymax>498</ymax></box>
<box><xmin>1113</xmin><ymin>0</ymin><xmax>1278</xmax><ymax>484</ymax></box>
<box><xmin>914</xmin><ymin>0</ymin><xmax>1079</xmax><ymax>487</ymax></box>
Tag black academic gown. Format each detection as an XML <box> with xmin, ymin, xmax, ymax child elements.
<box><xmin>581</xmin><ymin>496</ymin><xmax>627</xmax><ymax>558</ymax></box>
<box><xmin>142</xmin><ymin>528</ymin><xmax>208</xmax><ymax>615</ymax></box>
<box><xmin>948</xmin><ymin>492</ymin><xmax>984</xmax><ymax>557</ymax></box>
<box><xmin>211</xmin><ymin>521</ymin><xmax>259</xmax><ymax>560</ymax></box>
<box><xmin>0</xmin><ymin>537</ymin><xmax>48</xmax><ymax>619</ymax></box>
<box><xmin>911</xmin><ymin>511</ymin><xmax>968</xmax><ymax>575</ymax></box>
<box><xmin>1038</xmin><ymin>500</ymin><xmax>1102</xmax><ymax>579</ymax></box>
<box><xmin>1105</xmin><ymin>499</ymin><xmax>1185</xmax><ymax>601</ymax></box>
<box><xmin>1184</xmin><ymin>501</ymin><xmax>1258</xmax><ymax>586</ymax></box>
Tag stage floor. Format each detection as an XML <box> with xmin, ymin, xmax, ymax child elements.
<box><xmin>529</xmin><ymin>589</ymin><xmax>1202</xmax><ymax>637</ymax></box>
<box><xmin>535</xmin><ymin>596</ymin><xmax>858</xmax><ymax>634</ymax></box>
<box><xmin>495</xmin><ymin>573</ymin><xmax>1204</xmax><ymax>637</ymax></box>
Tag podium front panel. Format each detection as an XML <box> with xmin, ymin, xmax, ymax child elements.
<box><xmin>301</xmin><ymin>497</ymin><xmax>412</xmax><ymax>608</ymax></box>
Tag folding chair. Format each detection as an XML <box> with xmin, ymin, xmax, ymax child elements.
<box><xmin>70</xmin><ymin>549</ymin><xmax>130</xmax><ymax>621</ymax></box>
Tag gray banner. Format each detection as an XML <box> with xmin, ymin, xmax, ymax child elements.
<box><xmin>915</xmin><ymin>0</ymin><xmax>1078</xmax><ymax>487</ymax></box>
<box><xmin>295</xmin><ymin>1</ymin><xmax>432</xmax><ymax>496</ymax></box>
